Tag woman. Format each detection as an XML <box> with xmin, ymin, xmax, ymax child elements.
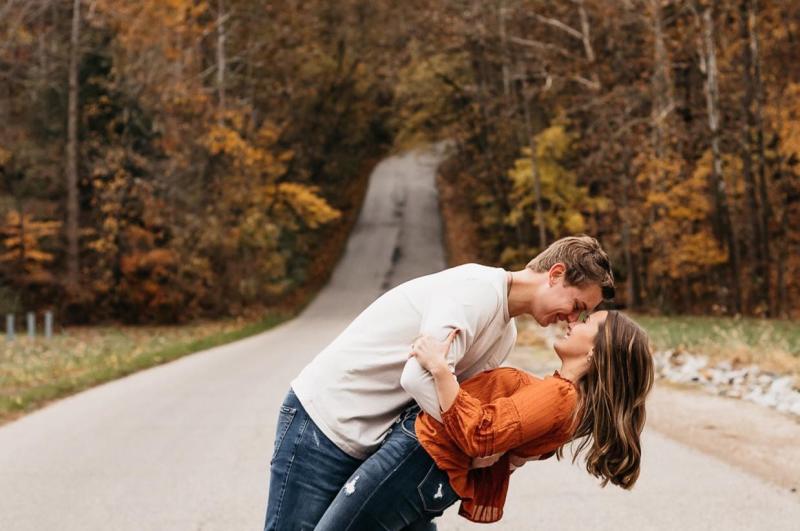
<box><xmin>315</xmin><ymin>310</ymin><xmax>654</xmax><ymax>530</ymax></box>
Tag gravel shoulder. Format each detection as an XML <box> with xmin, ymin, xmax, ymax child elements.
<box><xmin>647</xmin><ymin>382</ymin><xmax>800</xmax><ymax>492</ymax></box>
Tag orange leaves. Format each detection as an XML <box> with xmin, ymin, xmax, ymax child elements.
<box><xmin>120</xmin><ymin>248</ymin><xmax>178</xmax><ymax>279</ymax></box>
<box><xmin>0</xmin><ymin>211</ymin><xmax>62</xmax><ymax>286</ymax></box>
<box><xmin>633</xmin><ymin>143</ymin><xmax>730</xmax><ymax>282</ymax></box>
<box><xmin>766</xmin><ymin>82</ymin><xmax>800</xmax><ymax>162</ymax></box>
<box><xmin>0</xmin><ymin>145</ymin><xmax>10</xmax><ymax>166</ymax></box>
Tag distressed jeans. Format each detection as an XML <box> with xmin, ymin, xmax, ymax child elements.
<box><xmin>264</xmin><ymin>388</ymin><xmax>364</xmax><ymax>530</ymax></box>
<box><xmin>314</xmin><ymin>405</ymin><xmax>460</xmax><ymax>531</ymax></box>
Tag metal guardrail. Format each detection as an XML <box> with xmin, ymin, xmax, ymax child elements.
<box><xmin>5</xmin><ymin>311</ymin><xmax>54</xmax><ymax>341</ymax></box>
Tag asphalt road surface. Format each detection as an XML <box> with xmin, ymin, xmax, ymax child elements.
<box><xmin>1</xmin><ymin>146</ymin><xmax>798</xmax><ymax>530</ymax></box>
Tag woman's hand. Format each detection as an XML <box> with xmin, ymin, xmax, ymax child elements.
<box><xmin>508</xmin><ymin>453</ymin><xmax>539</xmax><ymax>472</ymax></box>
<box><xmin>470</xmin><ymin>453</ymin><xmax>503</xmax><ymax>469</ymax></box>
<box><xmin>409</xmin><ymin>329</ymin><xmax>460</xmax><ymax>375</ymax></box>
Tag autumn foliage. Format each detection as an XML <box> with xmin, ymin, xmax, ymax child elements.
<box><xmin>1</xmin><ymin>0</ymin><xmax>799</xmax><ymax>321</ymax></box>
<box><xmin>395</xmin><ymin>0</ymin><xmax>800</xmax><ymax>318</ymax></box>
<box><xmin>0</xmin><ymin>0</ymin><xmax>398</xmax><ymax>322</ymax></box>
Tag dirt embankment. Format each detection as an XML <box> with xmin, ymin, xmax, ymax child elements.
<box><xmin>646</xmin><ymin>382</ymin><xmax>800</xmax><ymax>493</ymax></box>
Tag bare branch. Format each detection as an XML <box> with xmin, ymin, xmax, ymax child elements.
<box><xmin>572</xmin><ymin>74</ymin><xmax>600</xmax><ymax>91</ymax></box>
<box><xmin>532</xmin><ymin>13</ymin><xmax>583</xmax><ymax>40</ymax></box>
<box><xmin>507</xmin><ymin>35</ymin><xmax>576</xmax><ymax>59</ymax></box>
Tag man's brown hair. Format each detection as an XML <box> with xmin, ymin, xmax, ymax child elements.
<box><xmin>526</xmin><ymin>235</ymin><xmax>615</xmax><ymax>299</ymax></box>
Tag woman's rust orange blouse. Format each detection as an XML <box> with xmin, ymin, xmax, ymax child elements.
<box><xmin>415</xmin><ymin>367</ymin><xmax>578</xmax><ymax>523</ymax></box>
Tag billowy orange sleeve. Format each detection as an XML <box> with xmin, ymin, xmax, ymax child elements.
<box><xmin>440</xmin><ymin>377</ymin><xmax>574</xmax><ymax>458</ymax></box>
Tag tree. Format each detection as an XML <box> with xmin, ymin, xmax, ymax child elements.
<box><xmin>65</xmin><ymin>0</ymin><xmax>82</xmax><ymax>296</ymax></box>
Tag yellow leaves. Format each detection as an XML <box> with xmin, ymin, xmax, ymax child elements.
<box><xmin>563</xmin><ymin>212</ymin><xmax>586</xmax><ymax>234</ymax></box>
<box><xmin>650</xmin><ymin>230</ymin><xmax>728</xmax><ymax>278</ymax></box>
<box><xmin>634</xmin><ymin>149</ymin><xmax>683</xmax><ymax>188</ymax></box>
<box><xmin>202</xmin><ymin>118</ymin><xmax>291</xmax><ymax>181</ymax></box>
<box><xmin>503</xmin><ymin>120</ymin><xmax>594</xmax><ymax>244</ymax></box>
<box><xmin>277</xmin><ymin>183</ymin><xmax>341</xmax><ymax>229</ymax></box>
<box><xmin>534</xmin><ymin>123</ymin><xmax>573</xmax><ymax>162</ymax></box>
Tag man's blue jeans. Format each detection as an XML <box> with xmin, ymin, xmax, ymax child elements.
<box><xmin>314</xmin><ymin>404</ymin><xmax>460</xmax><ymax>530</ymax></box>
<box><xmin>264</xmin><ymin>388</ymin><xmax>363</xmax><ymax>530</ymax></box>
<box><xmin>264</xmin><ymin>389</ymin><xmax>459</xmax><ymax>530</ymax></box>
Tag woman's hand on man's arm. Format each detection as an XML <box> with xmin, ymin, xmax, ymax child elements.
<box><xmin>409</xmin><ymin>330</ymin><xmax>459</xmax><ymax>374</ymax></box>
<box><xmin>409</xmin><ymin>330</ymin><xmax>461</xmax><ymax>412</ymax></box>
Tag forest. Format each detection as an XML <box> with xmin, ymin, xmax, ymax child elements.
<box><xmin>1</xmin><ymin>0</ymin><xmax>798</xmax><ymax>322</ymax></box>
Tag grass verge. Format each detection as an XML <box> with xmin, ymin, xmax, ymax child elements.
<box><xmin>0</xmin><ymin>312</ymin><xmax>292</xmax><ymax>426</ymax></box>
<box><xmin>511</xmin><ymin>313</ymin><xmax>800</xmax><ymax>376</ymax></box>
<box><xmin>0</xmin><ymin>155</ymin><xmax>381</xmax><ymax>427</ymax></box>
<box><xmin>633</xmin><ymin>314</ymin><xmax>800</xmax><ymax>374</ymax></box>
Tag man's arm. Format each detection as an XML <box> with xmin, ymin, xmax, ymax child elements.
<box><xmin>400</xmin><ymin>357</ymin><xmax>446</xmax><ymax>422</ymax></box>
<box><xmin>400</xmin><ymin>277</ymin><xmax>501</xmax><ymax>420</ymax></box>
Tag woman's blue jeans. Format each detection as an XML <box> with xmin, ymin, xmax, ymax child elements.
<box><xmin>264</xmin><ymin>389</ymin><xmax>459</xmax><ymax>531</ymax></box>
<box><xmin>314</xmin><ymin>404</ymin><xmax>460</xmax><ymax>531</ymax></box>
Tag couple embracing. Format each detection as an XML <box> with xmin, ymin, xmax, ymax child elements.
<box><xmin>264</xmin><ymin>235</ymin><xmax>654</xmax><ymax>530</ymax></box>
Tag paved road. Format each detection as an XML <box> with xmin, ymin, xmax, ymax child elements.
<box><xmin>1</xmin><ymin>146</ymin><xmax>799</xmax><ymax>530</ymax></box>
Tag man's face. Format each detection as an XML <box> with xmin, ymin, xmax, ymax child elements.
<box><xmin>532</xmin><ymin>264</ymin><xmax>604</xmax><ymax>327</ymax></box>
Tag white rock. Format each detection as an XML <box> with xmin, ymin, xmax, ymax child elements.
<box><xmin>769</xmin><ymin>376</ymin><xmax>795</xmax><ymax>394</ymax></box>
<box><xmin>715</xmin><ymin>360</ymin><xmax>733</xmax><ymax>371</ymax></box>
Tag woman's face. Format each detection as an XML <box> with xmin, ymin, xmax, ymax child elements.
<box><xmin>554</xmin><ymin>310</ymin><xmax>608</xmax><ymax>360</ymax></box>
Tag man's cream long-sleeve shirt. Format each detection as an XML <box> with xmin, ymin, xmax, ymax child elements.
<box><xmin>290</xmin><ymin>263</ymin><xmax>517</xmax><ymax>459</ymax></box>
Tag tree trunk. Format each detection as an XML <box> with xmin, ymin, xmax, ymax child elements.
<box><xmin>65</xmin><ymin>0</ymin><xmax>81</xmax><ymax>294</ymax></box>
<box><xmin>498</xmin><ymin>0</ymin><xmax>511</xmax><ymax>101</ymax></box>
<box><xmin>775</xmin><ymin>225</ymin><xmax>787</xmax><ymax>318</ymax></box>
<box><xmin>749</xmin><ymin>0</ymin><xmax>774</xmax><ymax>314</ymax></box>
<box><xmin>738</xmin><ymin>0</ymin><xmax>764</xmax><ymax>313</ymax></box>
<box><xmin>702</xmin><ymin>4</ymin><xmax>743</xmax><ymax>314</ymax></box>
<box><xmin>576</xmin><ymin>0</ymin><xmax>600</xmax><ymax>90</ymax></box>
<box><xmin>471</xmin><ymin>2</ymin><xmax>515</xmax><ymax>247</ymax></box>
<box><xmin>620</xmin><ymin>170</ymin><xmax>636</xmax><ymax>309</ymax></box>
<box><xmin>651</xmin><ymin>0</ymin><xmax>673</xmax><ymax>160</ymax></box>
<box><xmin>645</xmin><ymin>0</ymin><xmax>675</xmax><ymax>310</ymax></box>
<box><xmin>520</xmin><ymin>78</ymin><xmax>547</xmax><ymax>248</ymax></box>
<box><xmin>217</xmin><ymin>0</ymin><xmax>227</xmax><ymax>110</ymax></box>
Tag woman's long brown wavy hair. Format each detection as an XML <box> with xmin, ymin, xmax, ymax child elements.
<box><xmin>557</xmin><ymin>311</ymin><xmax>654</xmax><ymax>489</ymax></box>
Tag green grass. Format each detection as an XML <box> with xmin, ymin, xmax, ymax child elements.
<box><xmin>0</xmin><ymin>312</ymin><xmax>291</xmax><ymax>424</ymax></box>
<box><xmin>514</xmin><ymin>313</ymin><xmax>800</xmax><ymax>375</ymax></box>
<box><xmin>633</xmin><ymin>314</ymin><xmax>800</xmax><ymax>355</ymax></box>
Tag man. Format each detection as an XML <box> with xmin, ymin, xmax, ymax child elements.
<box><xmin>264</xmin><ymin>235</ymin><xmax>614</xmax><ymax>530</ymax></box>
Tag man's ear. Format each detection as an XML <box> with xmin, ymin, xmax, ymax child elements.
<box><xmin>548</xmin><ymin>262</ymin><xmax>566</xmax><ymax>286</ymax></box>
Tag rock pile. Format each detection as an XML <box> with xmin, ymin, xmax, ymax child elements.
<box><xmin>654</xmin><ymin>350</ymin><xmax>800</xmax><ymax>417</ymax></box>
